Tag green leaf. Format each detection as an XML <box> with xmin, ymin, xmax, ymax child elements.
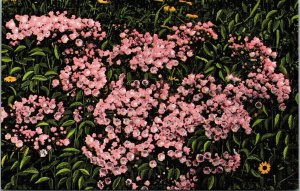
<box><xmin>288</xmin><ymin>115</ymin><xmax>293</xmax><ymax>129</ymax></box>
<box><xmin>247</xmin><ymin>155</ymin><xmax>261</xmax><ymax>162</ymax></box>
<box><xmin>67</xmin><ymin>128</ymin><xmax>76</xmax><ymax>138</ymax></box>
<box><xmin>266</xmin><ymin>10</ymin><xmax>278</xmax><ymax>19</ymax></box>
<box><xmin>2</xmin><ymin>56</ymin><xmax>12</xmax><ymax>63</ymax></box>
<box><xmin>72</xmin><ymin>161</ymin><xmax>84</xmax><ymax>170</ymax></box>
<box><xmin>32</xmin><ymin>75</ymin><xmax>48</xmax><ymax>81</ymax></box>
<box><xmin>70</xmin><ymin>102</ymin><xmax>83</xmax><ymax>108</ymax></box>
<box><xmin>276</xmin><ymin>131</ymin><xmax>282</xmax><ymax>145</ymax></box>
<box><xmin>216</xmin><ymin>9</ymin><xmax>223</xmax><ymax>21</ymax></box>
<box><xmin>62</xmin><ymin>120</ymin><xmax>75</xmax><ymax>127</ymax></box>
<box><xmin>208</xmin><ymin>176</ymin><xmax>214</xmax><ymax>190</ymax></box>
<box><xmin>54</xmin><ymin>45</ymin><xmax>59</xmax><ymax>59</ymax></box>
<box><xmin>36</xmin><ymin>122</ymin><xmax>49</xmax><ymax>127</ymax></box>
<box><xmin>56</xmin><ymin>162</ymin><xmax>70</xmax><ymax>170</ymax></box>
<box><xmin>112</xmin><ymin>177</ymin><xmax>121</xmax><ymax>189</ymax></box>
<box><xmin>262</xmin><ymin>105</ymin><xmax>268</xmax><ymax>116</ymax></box>
<box><xmin>274</xmin><ymin>114</ymin><xmax>280</xmax><ymax>127</ymax></box>
<box><xmin>35</xmin><ymin>177</ymin><xmax>50</xmax><ymax>184</ymax></box>
<box><xmin>174</xmin><ymin>168</ymin><xmax>180</xmax><ymax>180</ymax></box>
<box><xmin>9</xmin><ymin>67</ymin><xmax>22</xmax><ymax>75</ymax></box>
<box><xmin>261</xmin><ymin>133</ymin><xmax>274</xmax><ymax>141</ymax></box>
<box><xmin>283</xmin><ymin>146</ymin><xmax>288</xmax><ymax>159</ymax></box>
<box><xmin>203</xmin><ymin>141</ymin><xmax>211</xmax><ymax>152</ymax></box>
<box><xmin>1</xmin><ymin>154</ymin><xmax>8</xmax><ymax>167</ymax></box>
<box><xmin>251</xmin><ymin>169</ymin><xmax>261</xmax><ymax>178</ymax></box>
<box><xmin>254</xmin><ymin>13</ymin><xmax>260</xmax><ymax>25</ymax></box>
<box><xmin>78</xmin><ymin>176</ymin><xmax>84</xmax><ymax>190</ymax></box>
<box><xmin>195</xmin><ymin>56</ymin><xmax>208</xmax><ymax>63</ymax></box>
<box><xmin>204</xmin><ymin>66</ymin><xmax>215</xmax><ymax>74</ymax></box>
<box><xmin>233</xmin><ymin>134</ymin><xmax>240</xmax><ymax>145</ymax></box>
<box><xmin>252</xmin><ymin>119</ymin><xmax>264</xmax><ymax>127</ymax></box>
<box><xmin>138</xmin><ymin>163</ymin><xmax>149</xmax><ymax>171</ymax></box>
<box><xmin>63</xmin><ymin>148</ymin><xmax>80</xmax><ymax>152</ymax></box>
<box><xmin>285</xmin><ymin>135</ymin><xmax>289</xmax><ymax>145</ymax></box>
<box><xmin>23</xmin><ymin>167</ymin><xmax>39</xmax><ymax>174</ymax></box>
<box><xmin>203</xmin><ymin>43</ymin><xmax>213</xmax><ymax>57</ymax></box>
<box><xmin>228</xmin><ymin>20</ymin><xmax>235</xmax><ymax>32</ymax></box>
<box><xmin>56</xmin><ymin>168</ymin><xmax>71</xmax><ymax>176</ymax></box>
<box><xmin>79</xmin><ymin>169</ymin><xmax>90</xmax><ymax>176</ymax></box>
<box><xmin>20</xmin><ymin>156</ymin><xmax>31</xmax><ymax>170</ymax></box>
<box><xmin>101</xmin><ymin>40</ymin><xmax>109</xmax><ymax>50</ymax></box>
<box><xmin>14</xmin><ymin>45</ymin><xmax>26</xmax><ymax>53</ymax></box>
<box><xmin>30</xmin><ymin>51</ymin><xmax>46</xmax><ymax>56</ymax></box>
<box><xmin>255</xmin><ymin>133</ymin><xmax>260</xmax><ymax>145</ymax></box>
<box><xmin>249</xmin><ymin>0</ymin><xmax>261</xmax><ymax>18</ymax></box>
<box><xmin>45</xmin><ymin>70</ymin><xmax>58</xmax><ymax>76</ymax></box>
<box><xmin>22</xmin><ymin>71</ymin><xmax>34</xmax><ymax>81</ymax></box>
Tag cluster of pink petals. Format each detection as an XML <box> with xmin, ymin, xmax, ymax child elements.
<box><xmin>107</xmin><ymin>30</ymin><xmax>184</xmax><ymax>73</ymax></box>
<box><xmin>178</xmin><ymin>74</ymin><xmax>252</xmax><ymax>140</ymax></box>
<box><xmin>3</xmin><ymin>95</ymin><xmax>70</xmax><ymax>153</ymax></box>
<box><xmin>0</xmin><ymin>107</ymin><xmax>8</xmax><ymax>122</ymax></box>
<box><xmin>73</xmin><ymin>106</ymin><xmax>83</xmax><ymax>123</ymax></box>
<box><xmin>195</xmin><ymin>151</ymin><xmax>240</xmax><ymax>174</ymax></box>
<box><xmin>56</xmin><ymin>56</ymin><xmax>107</xmax><ymax>96</ymax></box>
<box><xmin>83</xmin><ymin>75</ymin><xmax>242</xmax><ymax>189</ymax></box>
<box><xmin>228</xmin><ymin>36</ymin><xmax>291</xmax><ymax>110</ymax></box>
<box><xmin>168</xmin><ymin>172</ymin><xmax>197</xmax><ymax>190</ymax></box>
<box><xmin>6</xmin><ymin>11</ymin><xmax>106</xmax><ymax>46</ymax></box>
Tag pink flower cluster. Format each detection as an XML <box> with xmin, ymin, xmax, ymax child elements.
<box><xmin>195</xmin><ymin>151</ymin><xmax>240</xmax><ymax>174</ymax></box>
<box><xmin>0</xmin><ymin>107</ymin><xmax>8</xmax><ymax>122</ymax></box>
<box><xmin>177</xmin><ymin>74</ymin><xmax>252</xmax><ymax>140</ymax></box>
<box><xmin>6</xmin><ymin>11</ymin><xmax>106</xmax><ymax>46</ymax></box>
<box><xmin>106</xmin><ymin>22</ymin><xmax>217</xmax><ymax>74</ymax></box>
<box><xmin>56</xmin><ymin>56</ymin><xmax>107</xmax><ymax>96</ymax></box>
<box><xmin>82</xmin><ymin>75</ymin><xmax>242</xmax><ymax>189</ymax></box>
<box><xmin>2</xmin><ymin>95</ymin><xmax>70</xmax><ymax>154</ymax></box>
<box><xmin>228</xmin><ymin>36</ymin><xmax>291</xmax><ymax>110</ymax></box>
<box><xmin>107</xmin><ymin>30</ymin><xmax>183</xmax><ymax>73</ymax></box>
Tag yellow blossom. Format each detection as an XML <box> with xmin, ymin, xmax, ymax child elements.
<box><xmin>164</xmin><ymin>5</ymin><xmax>170</xmax><ymax>12</ymax></box>
<box><xmin>154</xmin><ymin>0</ymin><xmax>164</xmax><ymax>2</ymax></box>
<box><xmin>168</xmin><ymin>76</ymin><xmax>179</xmax><ymax>81</ymax></box>
<box><xmin>97</xmin><ymin>0</ymin><xmax>110</xmax><ymax>4</ymax></box>
<box><xmin>4</xmin><ymin>76</ymin><xmax>17</xmax><ymax>83</ymax></box>
<box><xmin>179</xmin><ymin>0</ymin><xmax>192</xmax><ymax>5</ymax></box>
<box><xmin>258</xmin><ymin>161</ymin><xmax>271</xmax><ymax>174</ymax></box>
<box><xmin>186</xmin><ymin>14</ymin><xmax>198</xmax><ymax>19</ymax></box>
<box><xmin>169</xmin><ymin>6</ymin><xmax>176</xmax><ymax>12</ymax></box>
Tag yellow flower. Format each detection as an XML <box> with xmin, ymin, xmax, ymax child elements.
<box><xmin>179</xmin><ymin>0</ymin><xmax>192</xmax><ymax>5</ymax></box>
<box><xmin>169</xmin><ymin>6</ymin><xmax>176</xmax><ymax>12</ymax></box>
<box><xmin>97</xmin><ymin>0</ymin><xmax>110</xmax><ymax>4</ymax></box>
<box><xmin>164</xmin><ymin>5</ymin><xmax>170</xmax><ymax>12</ymax></box>
<box><xmin>154</xmin><ymin>0</ymin><xmax>164</xmax><ymax>2</ymax></box>
<box><xmin>168</xmin><ymin>76</ymin><xmax>179</xmax><ymax>81</ymax></box>
<box><xmin>4</xmin><ymin>76</ymin><xmax>17</xmax><ymax>83</ymax></box>
<box><xmin>258</xmin><ymin>161</ymin><xmax>271</xmax><ymax>174</ymax></box>
<box><xmin>186</xmin><ymin>14</ymin><xmax>198</xmax><ymax>19</ymax></box>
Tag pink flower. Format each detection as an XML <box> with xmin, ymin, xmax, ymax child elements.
<box><xmin>149</xmin><ymin>160</ymin><xmax>157</xmax><ymax>168</ymax></box>
<box><xmin>0</xmin><ymin>107</ymin><xmax>8</xmax><ymax>122</ymax></box>
<box><xmin>52</xmin><ymin>79</ymin><xmax>60</xmax><ymax>87</ymax></box>
<box><xmin>158</xmin><ymin>153</ymin><xmax>165</xmax><ymax>161</ymax></box>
